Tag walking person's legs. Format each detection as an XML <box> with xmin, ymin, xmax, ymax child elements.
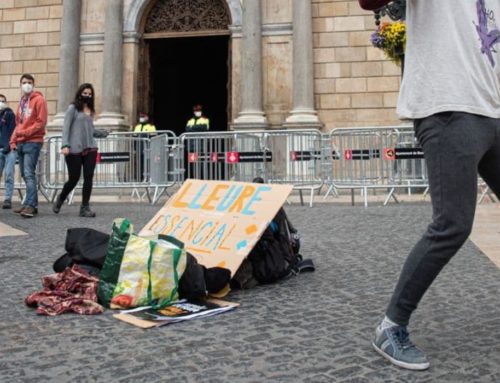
<box><xmin>1</xmin><ymin>151</ymin><xmax>16</xmax><ymax>208</ymax></box>
<box><xmin>13</xmin><ymin>145</ymin><xmax>25</xmax><ymax>213</ymax></box>
<box><xmin>19</xmin><ymin>142</ymin><xmax>41</xmax><ymax>218</ymax></box>
<box><xmin>53</xmin><ymin>154</ymin><xmax>82</xmax><ymax>213</ymax></box>
<box><xmin>374</xmin><ymin>113</ymin><xmax>498</xmax><ymax>370</ymax></box>
<box><xmin>80</xmin><ymin>150</ymin><xmax>97</xmax><ymax>217</ymax></box>
<box><xmin>477</xmin><ymin>120</ymin><xmax>500</xmax><ymax>199</ymax></box>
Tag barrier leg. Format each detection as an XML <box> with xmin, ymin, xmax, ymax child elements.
<box><xmin>309</xmin><ymin>188</ymin><xmax>314</xmax><ymax>208</ymax></box>
<box><xmin>351</xmin><ymin>188</ymin><xmax>355</xmax><ymax>206</ymax></box>
<box><xmin>363</xmin><ymin>187</ymin><xmax>368</xmax><ymax>208</ymax></box>
<box><xmin>323</xmin><ymin>183</ymin><xmax>339</xmax><ymax>199</ymax></box>
<box><xmin>383</xmin><ymin>188</ymin><xmax>400</xmax><ymax>206</ymax></box>
<box><xmin>299</xmin><ymin>190</ymin><xmax>304</xmax><ymax>206</ymax></box>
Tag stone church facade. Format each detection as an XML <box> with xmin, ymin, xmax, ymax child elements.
<box><xmin>0</xmin><ymin>0</ymin><xmax>402</xmax><ymax>135</ymax></box>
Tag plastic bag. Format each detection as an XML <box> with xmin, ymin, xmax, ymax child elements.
<box><xmin>98</xmin><ymin>219</ymin><xmax>187</xmax><ymax>309</ymax></box>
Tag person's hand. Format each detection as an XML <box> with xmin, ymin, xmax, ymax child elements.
<box><xmin>61</xmin><ymin>147</ymin><xmax>70</xmax><ymax>156</ymax></box>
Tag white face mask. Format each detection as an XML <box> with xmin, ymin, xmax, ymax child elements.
<box><xmin>194</xmin><ymin>111</ymin><xmax>202</xmax><ymax>118</ymax></box>
<box><xmin>0</xmin><ymin>102</ymin><xmax>6</xmax><ymax>110</ymax></box>
<box><xmin>139</xmin><ymin>117</ymin><xmax>146</xmax><ymax>123</ymax></box>
<box><xmin>22</xmin><ymin>83</ymin><xmax>33</xmax><ymax>94</ymax></box>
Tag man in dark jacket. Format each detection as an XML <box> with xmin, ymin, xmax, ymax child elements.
<box><xmin>0</xmin><ymin>94</ymin><xmax>16</xmax><ymax>209</ymax></box>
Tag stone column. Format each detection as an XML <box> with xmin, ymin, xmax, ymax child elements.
<box><xmin>47</xmin><ymin>0</ymin><xmax>82</xmax><ymax>130</ymax></box>
<box><xmin>232</xmin><ymin>0</ymin><xmax>268</xmax><ymax>130</ymax></box>
<box><xmin>285</xmin><ymin>0</ymin><xmax>322</xmax><ymax>129</ymax></box>
<box><xmin>95</xmin><ymin>0</ymin><xmax>128</xmax><ymax>130</ymax></box>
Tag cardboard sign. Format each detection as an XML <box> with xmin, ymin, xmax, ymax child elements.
<box><xmin>139</xmin><ymin>180</ymin><xmax>293</xmax><ymax>276</ymax></box>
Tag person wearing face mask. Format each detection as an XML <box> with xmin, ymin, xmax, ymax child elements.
<box><xmin>133</xmin><ymin>112</ymin><xmax>156</xmax><ymax>134</ymax></box>
<box><xmin>52</xmin><ymin>83</ymin><xmax>108</xmax><ymax>217</ymax></box>
<box><xmin>0</xmin><ymin>94</ymin><xmax>16</xmax><ymax>209</ymax></box>
<box><xmin>185</xmin><ymin>105</ymin><xmax>210</xmax><ymax>179</ymax></box>
<box><xmin>10</xmin><ymin>74</ymin><xmax>48</xmax><ymax>218</ymax></box>
<box><xmin>132</xmin><ymin>112</ymin><xmax>156</xmax><ymax>182</ymax></box>
<box><xmin>186</xmin><ymin>105</ymin><xmax>210</xmax><ymax>133</ymax></box>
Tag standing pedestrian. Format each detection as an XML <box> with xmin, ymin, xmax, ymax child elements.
<box><xmin>10</xmin><ymin>74</ymin><xmax>47</xmax><ymax>218</ymax></box>
<box><xmin>185</xmin><ymin>104</ymin><xmax>209</xmax><ymax>133</ymax></box>
<box><xmin>133</xmin><ymin>112</ymin><xmax>156</xmax><ymax>182</ymax></box>
<box><xmin>0</xmin><ymin>94</ymin><xmax>16</xmax><ymax>209</ymax></box>
<box><xmin>359</xmin><ymin>0</ymin><xmax>500</xmax><ymax>370</ymax></box>
<box><xmin>52</xmin><ymin>83</ymin><xmax>108</xmax><ymax>217</ymax></box>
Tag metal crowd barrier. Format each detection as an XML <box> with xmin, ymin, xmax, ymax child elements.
<box><xmin>40</xmin><ymin>131</ymin><xmax>176</xmax><ymax>203</ymax></box>
<box><xmin>148</xmin><ymin>133</ymin><xmax>184</xmax><ymax>203</ymax></box>
<box><xmin>180</xmin><ymin>129</ymin><xmax>324</xmax><ymax>206</ymax></box>
<box><xmin>323</xmin><ymin>126</ymin><xmax>428</xmax><ymax>207</ymax></box>
<box><xmin>3</xmin><ymin>127</ymin><xmax>496</xmax><ymax>208</ymax></box>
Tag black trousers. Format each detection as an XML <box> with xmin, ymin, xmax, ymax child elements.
<box><xmin>59</xmin><ymin>151</ymin><xmax>97</xmax><ymax>206</ymax></box>
<box><xmin>386</xmin><ymin>112</ymin><xmax>500</xmax><ymax>326</ymax></box>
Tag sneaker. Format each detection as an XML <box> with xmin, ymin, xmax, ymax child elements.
<box><xmin>372</xmin><ymin>325</ymin><xmax>430</xmax><ymax>370</ymax></box>
<box><xmin>79</xmin><ymin>205</ymin><xmax>96</xmax><ymax>218</ymax></box>
<box><xmin>13</xmin><ymin>206</ymin><xmax>25</xmax><ymax>214</ymax></box>
<box><xmin>2</xmin><ymin>200</ymin><xmax>11</xmax><ymax>209</ymax></box>
<box><xmin>20</xmin><ymin>206</ymin><xmax>38</xmax><ymax>218</ymax></box>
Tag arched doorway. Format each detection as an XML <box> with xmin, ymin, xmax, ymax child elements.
<box><xmin>138</xmin><ymin>0</ymin><xmax>232</xmax><ymax>135</ymax></box>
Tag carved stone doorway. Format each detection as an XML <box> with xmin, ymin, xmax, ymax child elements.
<box><xmin>138</xmin><ymin>0</ymin><xmax>232</xmax><ymax>135</ymax></box>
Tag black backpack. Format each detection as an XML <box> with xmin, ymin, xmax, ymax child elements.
<box><xmin>239</xmin><ymin>208</ymin><xmax>314</xmax><ymax>285</ymax></box>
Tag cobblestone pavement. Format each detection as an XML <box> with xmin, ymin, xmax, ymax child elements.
<box><xmin>1</xmin><ymin>201</ymin><xmax>500</xmax><ymax>383</ymax></box>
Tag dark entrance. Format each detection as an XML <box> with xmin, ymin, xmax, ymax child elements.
<box><xmin>147</xmin><ymin>36</ymin><xmax>230</xmax><ymax>135</ymax></box>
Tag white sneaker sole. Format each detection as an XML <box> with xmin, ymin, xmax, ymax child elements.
<box><xmin>372</xmin><ymin>342</ymin><xmax>430</xmax><ymax>371</ymax></box>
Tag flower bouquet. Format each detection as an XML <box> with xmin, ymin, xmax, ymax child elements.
<box><xmin>370</xmin><ymin>21</ymin><xmax>406</xmax><ymax>66</ymax></box>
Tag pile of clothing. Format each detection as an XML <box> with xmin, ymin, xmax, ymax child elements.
<box><xmin>25</xmin><ymin>265</ymin><xmax>103</xmax><ymax>316</ymax></box>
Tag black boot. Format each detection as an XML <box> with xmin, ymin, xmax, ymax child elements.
<box><xmin>79</xmin><ymin>205</ymin><xmax>96</xmax><ymax>217</ymax></box>
<box><xmin>52</xmin><ymin>195</ymin><xmax>64</xmax><ymax>214</ymax></box>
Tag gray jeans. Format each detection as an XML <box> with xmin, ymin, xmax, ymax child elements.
<box><xmin>386</xmin><ymin>112</ymin><xmax>500</xmax><ymax>326</ymax></box>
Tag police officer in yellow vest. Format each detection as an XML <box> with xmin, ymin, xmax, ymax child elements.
<box><xmin>186</xmin><ymin>104</ymin><xmax>209</xmax><ymax>132</ymax></box>
<box><xmin>133</xmin><ymin>112</ymin><xmax>156</xmax><ymax>182</ymax></box>
<box><xmin>134</xmin><ymin>112</ymin><xmax>156</xmax><ymax>134</ymax></box>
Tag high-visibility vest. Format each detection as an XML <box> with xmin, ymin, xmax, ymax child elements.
<box><xmin>186</xmin><ymin>117</ymin><xmax>209</xmax><ymax>132</ymax></box>
<box><xmin>133</xmin><ymin>123</ymin><xmax>156</xmax><ymax>133</ymax></box>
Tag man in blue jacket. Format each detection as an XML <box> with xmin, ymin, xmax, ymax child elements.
<box><xmin>0</xmin><ymin>94</ymin><xmax>16</xmax><ymax>209</ymax></box>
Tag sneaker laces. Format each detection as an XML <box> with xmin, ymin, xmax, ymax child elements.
<box><xmin>393</xmin><ymin>327</ymin><xmax>415</xmax><ymax>350</ymax></box>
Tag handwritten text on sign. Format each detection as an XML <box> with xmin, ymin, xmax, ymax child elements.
<box><xmin>139</xmin><ymin>180</ymin><xmax>293</xmax><ymax>276</ymax></box>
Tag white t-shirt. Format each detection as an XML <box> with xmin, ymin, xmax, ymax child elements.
<box><xmin>397</xmin><ymin>0</ymin><xmax>500</xmax><ymax>119</ymax></box>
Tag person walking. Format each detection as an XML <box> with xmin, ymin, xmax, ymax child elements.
<box><xmin>0</xmin><ymin>94</ymin><xmax>16</xmax><ymax>209</ymax></box>
<box><xmin>52</xmin><ymin>83</ymin><xmax>108</xmax><ymax>217</ymax></box>
<box><xmin>359</xmin><ymin>0</ymin><xmax>500</xmax><ymax>370</ymax></box>
<box><xmin>10</xmin><ymin>74</ymin><xmax>47</xmax><ymax>218</ymax></box>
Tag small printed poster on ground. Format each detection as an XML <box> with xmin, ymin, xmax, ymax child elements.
<box><xmin>113</xmin><ymin>299</ymin><xmax>239</xmax><ymax>329</ymax></box>
<box><xmin>139</xmin><ymin>179</ymin><xmax>293</xmax><ymax>276</ymax></box>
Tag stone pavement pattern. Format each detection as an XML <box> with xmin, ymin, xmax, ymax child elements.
<box><xmin>1</xmin><ymin>201</ymin><xmax>500</xmax><ymax>382</ymax></box>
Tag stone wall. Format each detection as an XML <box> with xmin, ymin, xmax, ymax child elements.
<box><xmin>0</xmin><ymin>0</ymin><xmax>62</xmax><ymax>116</ymax></box>
<box><xmin>312</xmin><ymin>0</ymin><xmax>402</xmax><ymax>129</ymax></box>
<box><xmin>0</xmin><ymin>0</ymin><xmax>403</xmax><ymax>130</ymax></box>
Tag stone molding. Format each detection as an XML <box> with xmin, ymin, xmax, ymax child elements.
<box><xmin>124</xmin><ymin>0</ymin><xmax>242</xmax><ymax>33</ymax></box>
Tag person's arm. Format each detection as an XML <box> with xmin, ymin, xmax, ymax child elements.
<box><xmin>2</xmin><ymin>111</ymin><xmax>15</xmax><ymax>153</ymax></box>
<box><xmin>61</xmin><ymin>104</ymin><xmax>75</xmax><ymax>150</ymax></box>
<box><xmin>93</xmin><ymin>127</ymin><xmax>109</xmax><ymax>138</ymax></box>
<box><xmin>358</xmin><ymin>0</ymin><xmax>392</xmax><ymax>11</ymax></box>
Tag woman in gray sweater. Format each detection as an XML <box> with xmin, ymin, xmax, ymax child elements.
<box><xmin>52</xmin><ymin>83</ymin><xmax>108</xmax><ymax>217</ymax></box>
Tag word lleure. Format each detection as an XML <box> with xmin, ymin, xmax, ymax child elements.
<box><xmin>172</xmin><ymin>182</ymin><xmax>272</xmax><ymax>216</ymax></box>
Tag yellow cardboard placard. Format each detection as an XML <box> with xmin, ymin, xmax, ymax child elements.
<box><xmin>139</xmin><ymin>180</ymin><xmax>293</xmax><ymax>276</ymax></box>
